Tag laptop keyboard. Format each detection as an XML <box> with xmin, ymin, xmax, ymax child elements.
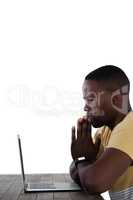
<box><xmin>28</xmin><ymin>182</ymin><xmax>56</xmax><ymax>189</ymax></box>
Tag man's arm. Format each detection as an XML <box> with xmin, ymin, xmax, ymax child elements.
<box><xmin>77</xmin><ymin>147</ymin><xmax>132</xmax><ymax>194</ymax></box>
<box><xmin>70</xmin><ymin>118</ymin><xmax>101</xmax><ymax>187</ymax></box>
<box><xmin>69</xmin><ymin>137</ymin><xmax>101</xmax><ymax>186</ymax></box>
<box><xmin>69</xmin><ymin>161</ymin><xmax>81</xmax><ymax>186</ymax></box>
<box><xmin>69</xmin><ymin>158</ymin><xmax>97</xmax><ymax>187</ymax></box>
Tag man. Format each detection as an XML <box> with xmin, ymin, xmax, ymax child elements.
<box><xmin>70</xmin><ymin>65</ymin><xmax>133</xmax><ymax>199</ymax></box>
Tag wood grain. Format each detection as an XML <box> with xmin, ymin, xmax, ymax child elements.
<box><xmin>0</xmin><ymin>174</ymin><xmax>104</xmax><ymax>200</ymax></box>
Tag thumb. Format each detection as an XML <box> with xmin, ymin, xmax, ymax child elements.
<box><xmin>71</xmin><ymin>126</ymin><xmax>76</xmax><ymax>143</ymax></box>
<box><xmin>87</xmin><ymin>118</ymin><xmax>92</xmax><ymax>136</ymax></box>
<box><xmin>95</xmin><ymin>135</ymin><xmax>101</xmax><ymax>152</ymax></box>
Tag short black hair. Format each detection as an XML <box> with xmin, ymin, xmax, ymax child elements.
<box><xmin>85</xmin><ymin>65</ymin><xmax>130</xmax><ymax>92</ymax></box>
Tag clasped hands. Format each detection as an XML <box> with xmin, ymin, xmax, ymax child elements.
<box><xmin>71</xmin><ymin>116</ymin><xmax>98</xmax><ymax>161</ymax></box>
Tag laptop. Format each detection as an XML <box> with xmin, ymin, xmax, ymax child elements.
<box><xmin>17</xmin><ymin>135</ymin><xmax>82</xmax><ymax>192</ymax></box>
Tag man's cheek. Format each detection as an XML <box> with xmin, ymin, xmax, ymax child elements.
<box><xmin>88</xmin><ymin>100</ymin><xmax>97</xmax><ymax>110</ymax></box>
<box><xmin>91</xmin><ymin>107</ymin><xmax>104</xmax><ymax>116</ymax></box>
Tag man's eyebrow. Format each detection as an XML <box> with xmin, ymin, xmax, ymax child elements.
<box><xmin>83</xmin><ymin>94</ymin><xmax>96</xmax><ymax>99</ymax></box>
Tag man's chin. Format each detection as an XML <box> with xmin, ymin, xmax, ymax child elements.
<box><xmin>91</xmin><ymin>123</ymin><xmax>102</xmax><ymax>128</ymax></box>
<box><xmin>91</xmin><ymin>119</ymin><xmax>104</xmax><ymax>128</ymax></box>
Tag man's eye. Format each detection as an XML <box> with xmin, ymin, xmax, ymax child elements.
<box><xmin>87</xmin><ymin>98</ymin><xmax>95</xmax><ymax>102</ymax></box>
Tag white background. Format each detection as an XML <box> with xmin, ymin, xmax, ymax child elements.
<box><xmin>0</xmin><ymin>1</ymin><xmax>133</xmax><ymax>199</ymax></box>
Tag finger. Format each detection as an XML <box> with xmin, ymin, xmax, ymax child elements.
<box><xmin>95</xmin><ymin>135</ymin><xmax>101</xmax><ymax>151</ymax></box>
<box><xmin>71</xmin><ymin>126</ymin><xmax>76</xmax><ymax>143</ymax></box>
<box><xmin>77</xmin><ymin>118</ymin><xmax>83</xmax><ymax>139</ymax></box>
<box><xmin>86</xmin><ymin>117</ymin><xmax>92</xmax><ymax>136</ymax></box>
<box><xmin>87</xmin><ymin>118</ymin><xmax>92</xmax><ymax>136</ymax></box>
<box><xmin>82</xmin><ymin>119</ymin><xmax>88</xmax><ymax>138</ymax></box>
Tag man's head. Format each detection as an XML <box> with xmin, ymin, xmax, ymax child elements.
<box><xmin>82</xmin><ymin>65</ymin><xmax>131</xmax><ymax>129</ymax></box>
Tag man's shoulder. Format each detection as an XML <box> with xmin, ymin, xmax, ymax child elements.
<box><xmin>113</xmin><ymin>111</ymin><xmax>133</xmax><ymax>133</ymax></box>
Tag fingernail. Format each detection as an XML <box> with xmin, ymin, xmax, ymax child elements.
<box><xmin>72</xmin><ymin>126</ymin><xmax>75</xmax><ymax>130</ymax></box>
<box><xmin>83</xmin><ymin>116</ymin><xmax>87</xmax><ymax>120</ymax></box>
<box><xmin>78</xmin><ymin>118</ymin><xmax>82</xmax><ymax>123</ymax></box>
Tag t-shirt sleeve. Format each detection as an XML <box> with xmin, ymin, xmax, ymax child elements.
<box><xmin>106</xmin><ymin>129</ymin><xmax>133</xmax><ymax>160</ymax></box>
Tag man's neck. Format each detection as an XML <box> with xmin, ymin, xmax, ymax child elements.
<box><xmin>109</xmin><ymin>106</ymin><xmax>132</xmax><ymax>131</ymax></box>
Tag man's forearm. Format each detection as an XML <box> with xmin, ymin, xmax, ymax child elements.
<box><xmin>69</xmin><ymin>157</ymin><xmax>97</xmax><ymax>187</ymax></box>
<box><xmin>70</xmin><ymin>140</ymin><xmax>100</xmax><ymax>187</ymax></box>
<box><xmin>69</xmin><ymin>161</ymin><xmax>81</xmax><ymax>186</ymax></box>
<box><xmin>77</xmin><ymin>161</ymin><xmax>100</xmax><ymax>194</ymax></box>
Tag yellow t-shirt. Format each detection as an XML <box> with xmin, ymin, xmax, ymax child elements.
<box><xmin>94</xmin><ymin>111</ymin><xmax>133</xmax><ymax>200</ymax></box>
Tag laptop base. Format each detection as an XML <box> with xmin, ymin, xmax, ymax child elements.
<box><xmin>24</xmin><ymin>182</ymin><xmax>82</xmax><ymax>192</ymax></box>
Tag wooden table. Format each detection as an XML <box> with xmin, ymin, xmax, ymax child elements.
<box><xmin>0</xmin><ymin>174</ymin><xmax>104</xmax><ymax>200</ymax></box>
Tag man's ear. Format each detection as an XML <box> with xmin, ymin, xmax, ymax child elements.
<box><xmin>111</xmin><ymin>90</ymin><xmax>122</xmax><ymax>109</ymax></box>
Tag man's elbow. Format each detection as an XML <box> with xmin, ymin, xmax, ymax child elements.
<box><xmin>83</xmin><ymin>175</ymin><xmax>110</xmax><ymax>194</ymax></box>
